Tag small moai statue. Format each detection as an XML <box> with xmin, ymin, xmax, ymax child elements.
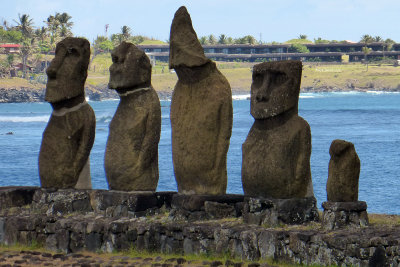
<box><xmin>39</xmin><ymin>37</ymin><xmax>95</xmax><ymax>189</ymax></box>
<box><xmin>322</xmin><ymin>139</ymin><xmax>368</xmax><ymax>230</ymax></box>
<box><xmin>242</xmin><ymin>60</ymin><xmax>314</xmax><ymax>198</ymax></box>
<box><xmin>169</xmin><ymin>6</ymin><xmax>233</xmax><ymax>195</ymax></box>
<box><xmin>105</xmin><ymin>42</ymin><xmax>161</xmax><ymax>191</ymax></box>
<box><xmin>327</xmin><ymin>139</ymin><xmax>360</xmax><ymax>202</ymax></box>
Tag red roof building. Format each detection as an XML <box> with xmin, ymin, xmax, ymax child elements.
<box><xmin>0</xmin><ymin>44</ymin><xmax>21</xmax><ymax>54</ymax></box>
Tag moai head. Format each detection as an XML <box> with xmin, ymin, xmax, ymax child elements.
<box><xmin>250</xmin><ymin>60</ymin><xmax>302</xmax><ymax>119</ymax></box>
<box><xmin>108</xmin><ymin>42</ymin><xmax>151</xmax><ymax>91</ymax></box>
<box><xmin>169</xmin><ymin>6</ymin><xmax>210</xmax><ymax>72</ymax></box>
<box><xmin>45</xmin><ymin>37</ymin><xmax>90</xmax><ymax>103</ymax></box>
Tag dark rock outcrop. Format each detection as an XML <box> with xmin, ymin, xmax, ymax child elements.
<box><xmin>169</xmin><ymin>6</ymin><xmax>233</xmax><ymax>195</ymax></box>
<box><xmin>0</xmin><ymin>88</ymin><xmax>45</xmax><ymax>103</ymax></box>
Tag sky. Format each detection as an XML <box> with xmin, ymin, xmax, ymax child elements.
<box><xmin>2</xmin><ymin>0</ymin><xmax>400</xmax><ymax>44</ymax></box>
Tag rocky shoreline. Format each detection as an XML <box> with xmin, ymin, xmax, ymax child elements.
<box><xmin>0</xmin><ymin>86</ymin><xmax>399</xmax><ymax>103</ymax></box>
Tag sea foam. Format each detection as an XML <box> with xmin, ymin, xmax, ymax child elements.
<box><xmin>0</xmin><ymin>115</ymin><xmax>49</xmax><ymax>123</ymax></box>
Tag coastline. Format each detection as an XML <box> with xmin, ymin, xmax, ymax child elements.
<box><xmin>0</xmin><ymin>86</ymin><xmax>399</xmax><ymax>103</ymax></box>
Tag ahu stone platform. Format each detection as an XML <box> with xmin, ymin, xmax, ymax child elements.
<box><xmin>0</xmin><ymin>187</ymin><xmax>399</xmax><ymax>266</ymax></box>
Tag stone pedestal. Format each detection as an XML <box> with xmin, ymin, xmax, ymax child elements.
<box><xmin>322</xmin><ymin>201</ymin><xmax>368</xmax><ymax>230</ymax></box>
<box><xmin>242</xmin><ymin>196</ymin><xmax>319</xmax><ymax>226</ymax></box>
<box><xmin>170</xmin><ymin>194</ymin><xmax>244</xmax><ymax>221</ymax></box>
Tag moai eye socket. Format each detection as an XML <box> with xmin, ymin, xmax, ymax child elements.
<box><xmin>112</xmin><ymin>55</ymin><xmax>119</xmax><ymax>63</ymax></box>
<box><xmin>271</xmin><ymin>71</ymin><xmax>288</xmax><ymax>87</ymax></box>
<box><xmin>252</xmin><ymin>72</ymin><xmax>264</xmax><ymax>88</ymax></box>
<box><xmin>67</xmin><ymin>47</ymin><xmax>79</xmax><ymax>56</ymax></box>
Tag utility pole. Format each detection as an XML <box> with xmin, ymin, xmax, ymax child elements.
<box><xmin>105</xmin><ymin>24</ymin><xmax>109</xmax><ymax>38</ymax></box>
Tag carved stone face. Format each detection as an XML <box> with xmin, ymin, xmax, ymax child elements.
<box><xmin>45</xmin><ymin>37</ymin><xmax>90</xmax><ymax>103</ymax></box>
<box><xmin>250</xmin><ymin>60</ymin><xmax>302</xmax><ymax>119</ymax></box>
<box><xmin>108</xmin><ymin>42</ymin><xmax>151</xmax><ymax>91</ymax></box>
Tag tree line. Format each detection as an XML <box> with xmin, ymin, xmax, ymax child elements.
<box><xmin>1</xmin><ymin>12</ymin><xmax>398</xmax><ymax>79</ymax></box>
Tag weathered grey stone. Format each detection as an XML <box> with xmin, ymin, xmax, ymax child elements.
<box><xmin>243</xmin><ymin>197</ymin><xmax>319</xmax><ymax>226</ymax></box>
<box><xmin>0</xmin><ymin>218</ymin><xmax>4</xmax><ymax>243</ymax></box>
<box><xmin>242</xmin><ymin>60</ymin><xmax>313</xmax><ymax>198</ymax></box>
<box><xmin>204</xmin><ymin>201</ymin><xmax>236</xmax><ymax>219</ymax></box>
<box><xmin>105</xmin><ymin>42</ymin><xmax>161</xmax><ymax>191</ymax></box>
<box><xmin>39</xmin><ymin>37</ymin><xmax>95</xmax><ymax>189</ymax></box>
<box><xmin>171</xmin><ymin>194</ymin><xmax>244</xmax><ymax>212</ymax></box>
<box><xmin>169</xmin><ymin>7</ymin><xmax>233</xmax><ymax>195</ymax></box>
<box><xmin>327</xmin><ymin>139</ymin><xmax>360</xmax><ymax>202</ymax></box>
<box><xmin>0</xmin><ymin>186</ymin><xmax>36</xmax><ymax>208</ymax></box>
<box><xmin>322</xmin><ymin>201</ymin><xmax>368</xmax><ymax>230</ymax></box>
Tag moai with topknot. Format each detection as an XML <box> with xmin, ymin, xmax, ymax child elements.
<box><xmin>39</xmin><ymin>37</ymin><xmax>95</xmax><ymax>189</ymax></box>
<box><xmin>105</xmin><ymin>42</ymin><xmax>161</xmax><ymax>191</ymax></box>
<box><xmin>242</xmin><ymin>60</ymin><xmax>314</xmax><ymax>198</ymax></box>
<box><xmin>169</xmin><ymin>6</ymin><xmax>233</xmax><ymax>195</ymax></box>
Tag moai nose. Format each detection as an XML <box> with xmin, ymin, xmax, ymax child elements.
<box><xmin>46</xmin><ymin>65</ymin><xmax>57</xmax><ymax>79</ymax></box>
<box><xmin>256</xmin><ymin>91</ymin><xmax>268</xmax><ymax>102</ymax></box>
<box><xmin>255</xmin><ymin>74</ymin><xmax>272</xmax><ymax>102</ymax></box>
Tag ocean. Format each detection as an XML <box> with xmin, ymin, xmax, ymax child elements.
<box><xmin>0</xmin><ymin>91</ymin><xmax>399</xmax><ymax>214</ymax></box>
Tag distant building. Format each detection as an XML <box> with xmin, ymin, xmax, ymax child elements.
<box><xmin>137</xmin><ymin>42</ymin><xmax>400</xmax><ymax>63</ymax></box>
<box><xmin>0</xmin><ymin>44</ymin><xmax>21</xmax><ymax>54</ymax></box>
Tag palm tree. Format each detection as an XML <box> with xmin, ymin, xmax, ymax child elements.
<box><xmin>199</xmin><ymin>36</ymin><xmax>208</xmax><ymax>45</ymax></box>
<box><xmin>121</xmin><ymin>25</ymin><xmax>131</xmax><ymax>41</ymax></box>
<box><xmin>218</xmin><ymin>34</ymin><xmax>227</xmax><ymax>44</ymax></box>
<box><xmin>45</xmin><ymin>14</ymin><xmax>60</xmax><ymax>48</ymax></box>
<box><xmin>374</xmin><ymin>36</ymin><xmax>383</xmax><ymax>42</ymax></box>
<box><xmin>56</xmin><ymin>12</ymin><xmax>73</xmax><ymax>37</ymax></box>
<box><xmin>14</xmin><ymin>14</ymin><xmax>34</xmax><ymax>39</ymax></box>
<box><xmin>35</xmin><ymin>27</ymin><xmax>47</xmax><ymax>42</ymax></box>
<box><xmin>360</xmin><ymin>34</ymin><xmax>373</xmax><ymax>71</ymax></box>
<box><xmin>298</xmin><ymin>34</ymin><xmax>307</xmax><ymax>40</ymax></box>
<box><xmin>383</xmin><ymin>38</ymin><xmax>395</xmax><ymax>59</ymax></box>
<box><xmin>208</xmin><ymin>34</ymin><xmax>217</xmax><ymax>45</ymax></box>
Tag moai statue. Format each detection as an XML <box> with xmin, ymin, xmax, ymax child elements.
<box><xmin>322</xmin><ymin>139</ymin><xmax>367</xmax><ymax>230</ymax></box>
<box><xmin>326</xmin><ymin>139</ymin><xmax>360</xmax><ymax>202</ymax></box>
<box><xmin>39</xmin><ymin>37</ymin><xmax>95</xmax><ymax>189</ymax></box>
<box><xmin>105</xmin><ymin>42</ymin><xmax>161</xmax><ymax>191</ymax></box>
<box><xmin>169</xmin><ymin>6</ymin><xmax>233</xmax><ymax>195</ymax></box>
<box><xmin>242</xmin><ymin>60</ymin><xmax>314</xmax><ymax>198</ymax></box>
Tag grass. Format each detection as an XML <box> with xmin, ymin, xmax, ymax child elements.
<box><xmin>86</xmin><ymin>56</ymin><xmax>400</xmax><ymax>92</ymax></box>
<box><xmin>368</xmin><ymin>213</ymin><xmax>400</xmax><ymax>226</ymax></box>
<box><xmin>3</xmin><ymin>53</ymin><xmax>400</xmax><ymax>94</ymax></box>
<box><xmin>0</xmin><ymin>243</ymin><xmax>334</xmax><ymax>267</ymax></box>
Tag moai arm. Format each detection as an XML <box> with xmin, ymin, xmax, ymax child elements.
<box><xmin>133</xmin><ymin>103</ymin><xmax>161</xmax><ymax>176</ymax></box>
<box><xmin>71</xmin><ymin>108</ymin><xmax>96</xmax><ymax>180</ymax></box>
<box><xmin>215</xmin><ymin>98</ymin><xmax>233</xmax><ymax>174</ymax></box>
<box><xmin>294</xmin><ymin>120</ymin><xmax>313</xmax><ymax>197</ymax></box>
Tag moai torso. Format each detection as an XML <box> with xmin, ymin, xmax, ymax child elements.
<box><xmin>39</xmin><ymin>37</ymin><xmax>95</xmax><ymax>189</ymax></box>
<box><xmin>169</xmin><ymin>6</ymin><xmax>233</xmax><ymax>195</ymax></box>
<box><xmin>242</xmin><ymin>60</ymin><xmax>314</xmax><ymax>198</ymax></box>
<box><xmin>326</xmin><ymin>139</ymin><xmax>360</xmax><ymax>202</ymax></box>
<box><xmin>104</xmin><ymin>42</ymin><xmax>161</xmax><ymax>191</ymax></box>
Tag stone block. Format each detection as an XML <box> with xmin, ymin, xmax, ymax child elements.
<box><xmin>0</xmin><ymin>186</ymin><xmax>37</xmax><ymax>209</ymax></box>
<box><xmin>243</xmin><ymin>197</ymin><xmax>319</xmax><ymax>226</ymax></box>
<box><xmin>322</xmin><ymin>201</ymin><xmax>368</xmax><ymax>230</ymax></box>
<box><xmin>171</xmin><ymin>194</ymin><xmax>244</xmax><ymax>212</ymax></box>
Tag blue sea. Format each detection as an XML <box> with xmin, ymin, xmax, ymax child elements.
<box><xmin>0</xmin><ymin>92</ymin><xmax>399</xmax><ymax>214</ymax></box>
